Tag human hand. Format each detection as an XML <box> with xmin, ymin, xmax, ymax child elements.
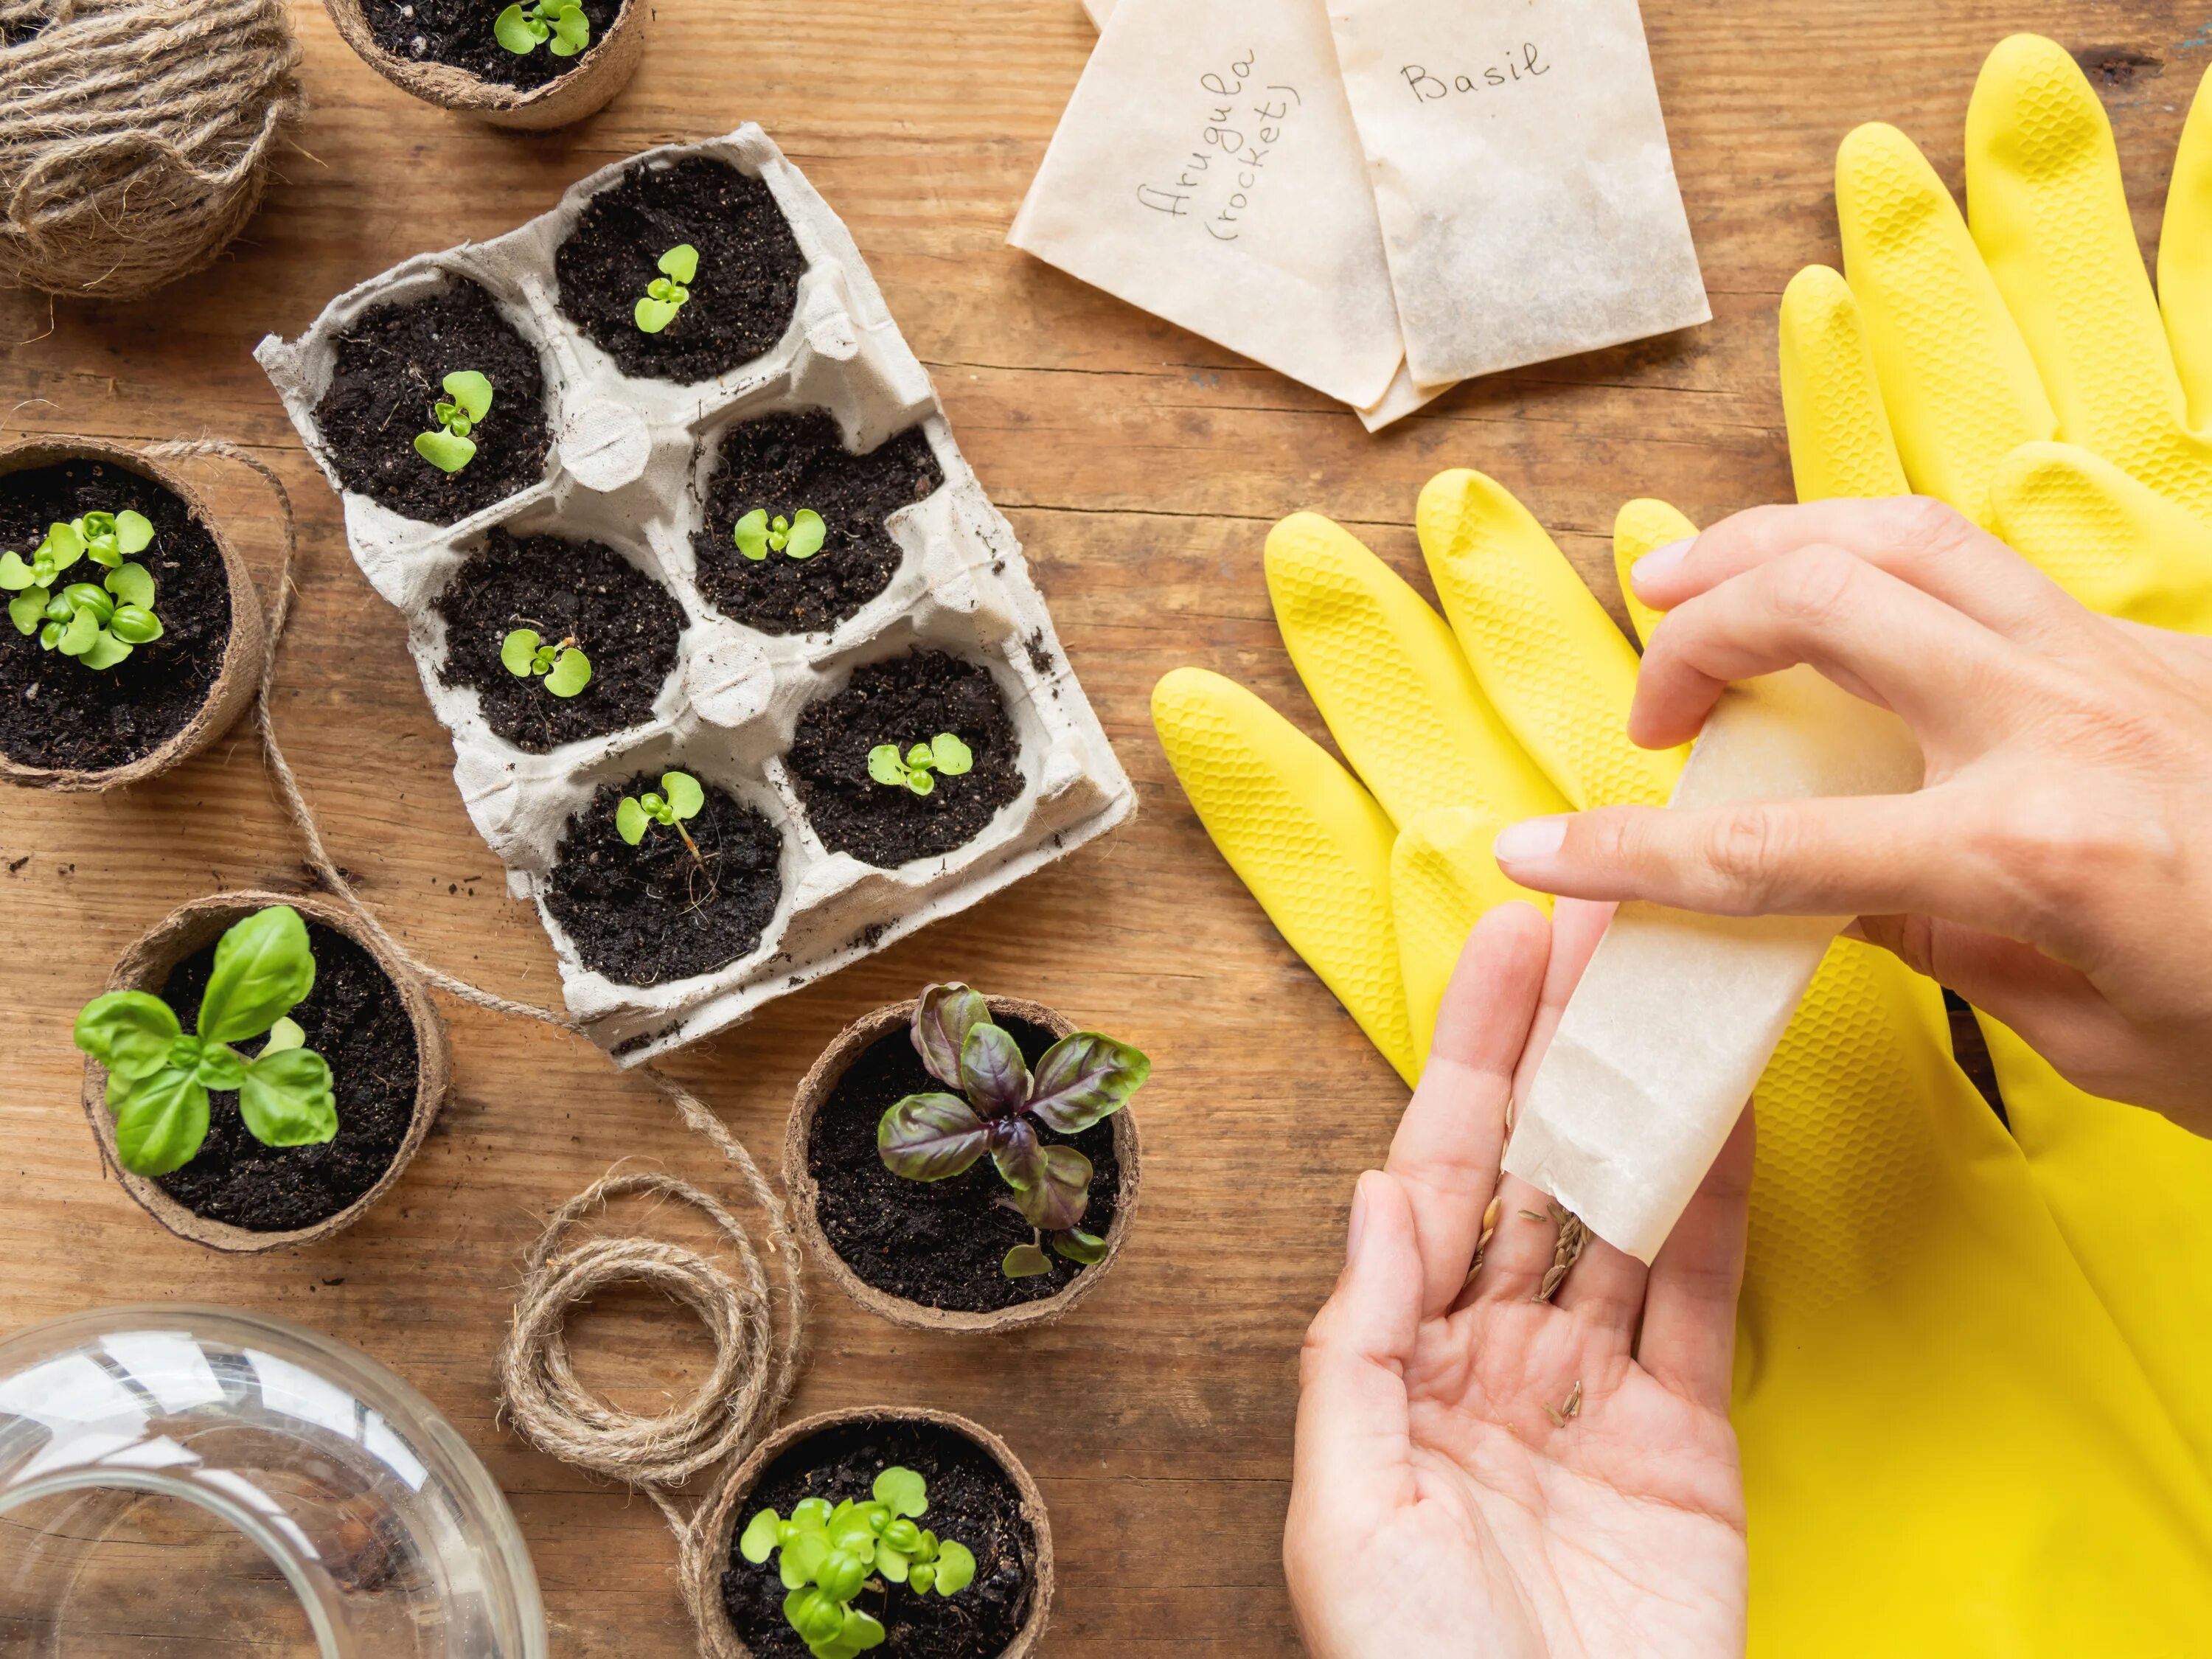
<box><xmin>1287</xmin><ymin>900</ymin><xmax>1751</xmax><ymax>1659</ymax></box>
<box><xmin>1492</xmin><ymin>495</ymin><xmax>2212</xmax><ymax>1131</ymax></box>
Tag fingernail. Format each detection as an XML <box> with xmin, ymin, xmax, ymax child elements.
<box><xmin>1346</xmin><ymin>1174</ymin><xmax>1371</xmax><ymax>1265</ymax></box>
<box><xmin>1631</xmin><ymin>537</ymin><xmax>1694</xmax><ymax>595</ymax></box>
<box><xmin>1492</xmin><ymin>816</ymin><xmax>1568</xmax><ymax>868</ymax></box>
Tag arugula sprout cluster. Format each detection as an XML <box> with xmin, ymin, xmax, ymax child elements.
<box><xmin>501</xmin><ymin>627</ymin><xmax>592</xmax><ymax>698</ymax></box>
<box><xmin>878</xmin><ymin>983</ymin><xmax>1150</xmax><ymax>1278</ymax></box>
<box><xmin>739</xmin><ymin>1466</ymin><xmax>976</xmax><ymax>1659</ymax></box>
<box><xmin>866</xmin><ymin>734</ymin><xmax>970</xmax><ymax>797</ymax></box>
<box><xmin>415</xmin><ymin>371</ymin><xmax>493</xmax><ymax>474</ymax></box>
<box><xmin>636</xmin><ymin>243</ymin><xmax>698</xmax><ymax>334</ymax></box>
<box><xmin>494</xmin><ymin>0</ymin><xmax>590</xmax><ymax>58</ymax></box>
<box><xmin>733</xmin><ymin>506</ymin><xmax>824</xmax><ymax>562</ymax></box>
<box><xmin>74</xmin><ymin>905</ymin><xmax>338</xmax><ymax>1178</ymax></box>
<box><xmin>1</xmin><ymin>510</ymin><xmax>164</xmax><ymax>669</ymax></box>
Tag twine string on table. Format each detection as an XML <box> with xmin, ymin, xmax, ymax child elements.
<box><xmin>147</xmin><ymin>439</ymin><xmax>807</xmax><ymax>1644</ymax></box>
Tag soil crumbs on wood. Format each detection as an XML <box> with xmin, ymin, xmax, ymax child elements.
<box><xmin>555</xmin><ymin>156</ymin><xmax>805</xmax><ymax>384</ymax></box>
<box><xmin>0</xmin><ymin>459</ymin><xmax>232</xmax><ymax>775</ymax></box>
<box><xmin>156</xmin><ymin>921</ymin><xmax>421</xmax><ymax>1233</ymax></box>
<box><xmin>810</xmin><ymin>1016</ymin><xmax>1121</xmax><ymax>1313</ymax></box>
<box><xmin>723</xmin><ymin>1418</ymin><xmax>1038</xmax><ymax>1659</ymax></box>
<box><xmin>359</xmin><ymin>0</ymin><xmax>625</xmax><ymax>90</ymax></box>
<box><xmin>693</xmin><ymin>410</ymin><xmax>942</xmax><ymax>636</ymax></box>
<box><xmin>436</xmin><ymin>527</ymin><xmax>683</xmax><ymax>753</ymax></box>
<box><xmin>543</xmin><ymin>774</ymin><xmax>782</xmax><ymax>986</ymax></box>
<box><xmin>313</xmin><ymin>278</ymin><xmax>552</xmax><ymax>526</ymax></box>
<box><xmin>787</xmin><ymin>650</ymin><xmax>1023</xmax><ymax>867</ymax></box>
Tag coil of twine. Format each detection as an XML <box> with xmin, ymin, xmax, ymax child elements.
<box><xmin>1</xmin><ymin>0</ymin><xmax>304</xmax><ymax>300</ymax></box>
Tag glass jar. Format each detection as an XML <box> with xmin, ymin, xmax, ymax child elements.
<box><xmin>0</xmin><ymin>1305</ymin><xmax>546</xmax><ymax>1659</ymax></box>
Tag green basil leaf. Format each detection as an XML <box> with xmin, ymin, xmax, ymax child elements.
<box><xmin>444</xmin><ymin>369</ymin><xmax>493</xmax><ymax>421</ymax></box>
<box><xmin>261</xmin><ymin>1015</ymin><xmax>307</xmax><ymax>1054</ymax></box>
<box><xmin>1025</xmin><ymin>1031</ymin><xmax>1150</xmax><ymax>1133</ymax></box>
<box><xmin>1006</xmin><ymin>1144</ymin><xmax>1091</xmax><ymax>1231</ymax></box>
<box><xmin>57</xmin><ymin>605</ymin><xmax>100</xmax><ymax>655</ymax></box>
<box><xmin>193</xmin><ymin>1045</ymin><xmax>248</xmax><ymax>1091</ymax></box>
<box><xmin>928</xmin><ymin>732</ymin><xmax>972</xmax><ymax>776</ymax></box>
<box><xmin>733</xmin><ymin>508</ymin><xmax>771</xmax><ymax>560</ymax></box>
<box><xmin>634</xmin><ymin>296</ymin><xmax>680</xmax><ymax>334</ymax></box>
<box><xmin>238</xmin><ymin>1047</ymin><xmax>338</xmax><ymax>1148</ymax></box>
<box><xmin>658</xmin><ymin>243</ymin><xmax>698</xmax><ymax>283</ymax></box>
<box><xmin>783</xmin><ymin>508</ymin><xmax>826</xmax><ymax>560</ymax></box>
<box><xmin>877</xmin><ymin>1093</ymin><xmax>988</xmax><ymax>1180</ymax></box>
<box><xmin>105</xmin><ymin>605</ymin><xmax>161</xmax><ymax>647</ymax></box>
<box><xmin>103</xmin><ymin>560</ymin><xmax>156</xmax><ymax>608</ymax></box>
<box><xmin>198</xmin><ymin>905</ymin><xmax>316</xmax><ymax>1043</ymax></box>
<box><xmin>74</xmin><ymin>991</ymin><xmax>182</xmax><ymax>1078</ymax></box>
<box><xmin>661</xmin><ymin>771</ymin><xmax>704</xmax><ymax>821</ymax></box>
<box><xmin>959</xmin><ymin>1020</ymin><xmax>1031</xmax><ymax>1117</ymax></box>
<box><xmin>115</xmin><ymin>509</ymin><xmax>153</xmax><ymax>555</ymax></box>
<box><xmin>866</xmin><ymin>743</ymin><xmax>908</xmax><ymax>787</ymax></box>
<box><xmin>1051</xmin><ymin>1226</ymin><xmax>1110</xmax><ymax>1265</ymax></box>
<box><xmin>111</xmin><ymin>1068</ymin><xmax>211</xmax><ymax>1177</ymax></box>
<box><xmin>414</xmin><ymin>429</ymin><xmax>476</xmax><ymax>473</ymax></box>
<box><xmin>8</xmin><ymin>589</ymin><xmax>44</xmax><ymax>635</ymax></box>
<box><xmin>739</xmin><ymin>1508</ymin><xmax>782</xmax><ymax>1565</ymax></box>
<box><xmin>0</xmin><ymin>550</ymin><xmax>34</xmax><ymax>591</ymax></box>
<box><xmin>1001</xmin><ymin>1242</ymin><xmax>1054</xmax><ymax>1279</ymax></box>
<box><xmin>930</xmin><ymin>1539</ymin><xmax>975</xmax><ymax>1596</ymax></box>
<box><xmin>872</xmin><ymin>1467</ymin><xmax>928</xmax><ymax>1518</ymax></box>
<box><xmin>493</xmin><ymin>2</ymin><xmax>539</xmax><ymax>51</ymax></box>
<box><xmin>616</xmin><ymin>796</ymin><xmax>649</xmax><ymax>844</ymax></box>
<box><xmin>544</xmin><ymin>647</ymin><xmax>591</xmax><ymax>698</ymax></box>
<box><xmin>910</xmin><ymin>982</ymin><xmax>990</xmax><ymax>1088</ymax></box>
<box><xmin>501</xmin><ymin>628</ymin><xmax>540</xmax><ymax>675</ymax></box>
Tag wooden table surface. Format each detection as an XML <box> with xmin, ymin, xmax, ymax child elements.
<box><xmin>0</xmin><ymin>1</ymin><xmax>2202</xmax><ymax>1651</ymax></box>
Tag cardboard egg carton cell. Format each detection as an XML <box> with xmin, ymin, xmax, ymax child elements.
<box><xmin>255</xmin><ymin>126</ymin><xmax>1135</xmax><ymax>1065</ymax></box>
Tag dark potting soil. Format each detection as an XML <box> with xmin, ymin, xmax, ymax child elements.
<box><xmin>554</xmin><ymin>156</ymin><xmax>806</xmax><ymax>385</ymax></box>
<box><xmin>787</xmin><ymin>651</ymin><xmax>1023</xmax><ymax>868</ymax></box>
<box><xmin>722</xmin><ymin>1418</ymin><xmax>1039</xmax><ymax>1659</ymax></box>
<box><xmin>0</xmin><ymin>459</ymin><xmax>232</xmax><ymax>775</ymax></box>
<box><xmin>692</xmin><ymin>411</ymin><xmax>942</xmax><ymax>636</ymax></box>
<box><xmin>543</xmin><ymin>774</ymin><xmax>783</xmax><ymax>986</ymax></box>
<box><xmin>312</xmin><ymin>279</ymin><xmax>552</xmax><ymax>526</ymax></box>
<box><xmin>809</xmin><ymin>1016</ymin><xmax>1121</xmax><ymax>1313</ymax></box>
<box><xmin>154</xmin><ymin>920</ymin><xmax>421</xmax><ymax>1233</ymax></box>
<box><xmin>434</xmin><ymin>528</ymin><xmax>683</xmax><ymax>753</ymax></box>
<box><xmin>358</xmin><ymin>0</ymin><xmax>625</xmax><ymax>90</ymax></box>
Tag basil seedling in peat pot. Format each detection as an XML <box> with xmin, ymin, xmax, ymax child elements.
<box><xmin>785</xmin><ymin>987</ymin><xmax>1147</xmax><ymax>1333</ymax></box>
<box><xmin>734</xmin><ymin>506</ymin><xmax>826</xmax><ymax>563</ymax></box>
<box><xmin>0</xmin><ymin>438</ymin><xmax>265</xmax><ymax>792</ymax></box>
<box><xmin>617</xmin><ymin>768</ymin><xmax>706</xmax><ymax>864</ymax></box>
<box><xmin>75</xmin><ymin>891</ymin><xmax>451</xmax><ymax>1252</ymax></box>
<box><xmin>494</xmin><ymin>0</ymin><xmax>590</xmax><ymax>58</ymax></box>
<box><xmin>634</xmin><ymin>243</ymin><xmax>698</xmax><ymax>333</ymax></box>
<box><xmin>501</xmin><ymin>626</ymin><xmax>592</xmax><ymax>697</ymax></box>
<box><xmin>324</xmin><ymin>0</ymin><xmax>646</xmax><ymax>128</ymax></box>
<box><xmin>701</xmin><ymin>1407</ymin><xmax>1055</xmax><ymax>1659</ymax></box>
<box><xmin>414</xmin><ymin>370</ymin><xmax>494</xmax><ymax>474</ymax></box>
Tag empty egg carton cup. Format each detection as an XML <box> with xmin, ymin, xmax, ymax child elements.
<box><xmin>255</xmin><ymin>126</ymin><xmax>1135</xmax><ymax>1065</ymax></box>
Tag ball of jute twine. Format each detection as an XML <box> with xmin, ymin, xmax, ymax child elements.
<box><xmin>0</xmin><ymin>0</ymin><xmax>304</xmax><ymax>300</ymax></box>
<box><xmin>145</xmin><ymin>437</ymin><xmax>807</xmax><ymax>1652</ymax></box>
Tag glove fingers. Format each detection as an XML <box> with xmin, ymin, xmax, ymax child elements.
<box><xmin>1836</xmin><ymin>119</ymin><xmax>2055</xmax><ymax>523</ymax></box>
<box><xmin>1778</xmin><ymin>265</ymin><xmax>1913</xmax><ymax>503</ymax></box>
<box><xmin>1965</xmin><ymin>36</ymin><xmax>2188</xmax><ymax>478</ymax></box>
<box><xmin>1989</xmin><ymin>440</ymin><xmax>2212</xmax><ymax>633</ymax></box>
<box><xmin>1391</xmin><ymin>807</ymin><xmax>1548</xmax><ymax>1069</ymax></box>
<box><xmin>2162</xmin><ymin>64</ymin><xmax>2212</xmax><ymax>434</ymax></box>
<box><xmin>1265</xmin><ymin>512</ymin><xmax>1565</xmax><ymax>831</ymax></box>
<box><xmin>1415</xmin><ymin>469</ymin><xmax>1684</xmax><ymax>810</ymax></box>
<box><xmin>1612</xmin><ymin>497</ymin><xmax>1700</xmax><ymax>647</ymax></box>
<box><xmin>1152</xmin><ymin>667</ymin><xmax>1419</xmax><ymax>1085</ymax></box>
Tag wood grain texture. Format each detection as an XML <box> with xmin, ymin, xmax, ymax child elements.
<box><xmin>0</xmin><ymin>1</ymin><xmax>2199</xmax><ymax>1651</ymax></box>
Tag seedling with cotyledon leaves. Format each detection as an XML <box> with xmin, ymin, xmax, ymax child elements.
<box><xmin>617</xmin><ymin>769</ymin><xmax>706</xmax><ymax>865</ymax></box>
<box><xmin>866</xmin><ymin>734</ymin><xmax>970</xmax><ymax>798</ymax></box>
<box><xmin>414</xmin><ymin>372</ymin><xmax>494</xmax><ymax>474</ymax></box>
<box><xmin>739</xmin><ymin>1465</ymin><xmax>977</xmax><ymax>1659</ymax></box>
<box><xmin>635</xmin><ymin>244</ymin><xmax>698</xmax><ymax>334</ymax></box>
<box><xmin>879</xmin><ymin>982</ymin><xmax>1150</xmax><ymax>1278</ymax></box>
<box><xmin>501</xmin><ymin>627</ymin><xmax>592</xmax><ymax>698</ymax></box>
<box><xmin>1</xmin><ymin>510</ymin><xmax>164</xmax><ymax>669</ymax></box>
<box><xmin>73</xmin><ymin>905</ymin><xmax>338</xmax><ymax>1178</ymax></box>
<box><xmin>733</xmin><ymin>506</ymin><xmax>825</xmax><ymax>562</ymax></box>
<box><xmin>494</xmin><ymin>0</ymin><xmax>589</xmax><ymax>58</ymax></box>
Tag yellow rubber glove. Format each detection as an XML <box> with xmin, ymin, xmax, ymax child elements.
<box><xmin>1153</xmin><ymin>473</ymin><xmax>2212</xmax><ymax>1653</ymax></box>
<box><xmin>1779</xmin><ymin>33</ymin><xmax>2212</xmax><ymax>1478</ymax></box>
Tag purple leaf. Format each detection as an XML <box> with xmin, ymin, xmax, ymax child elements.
<box><xmin>1025</xmin><ymin>1032</ymin><xmax>1150</xmax><ymax>1133</ymax></box>
<box><xmin>877</xmin><ymin>1093</ymin><xmax>989</xmax><ymax>1180</ymax></box>
<box><xmin>990</xmin><ymin>1116</ymin><xmax>1047</xmax><ymax>1190</ymax></box>
<box><xmin>910</xmin><ymin>984</ymin><xmax>991</xmax><ymax>1088</ymax></box>
<box><xmin>960</xmin><ymin>1022</ymin><xmax>1031</xmax><ymax>1118</ymax></box>
<box><xmin>1005</xmin><ymin>1144</ymin><xmax>1091</xmax><ymax>1231</ymax></box>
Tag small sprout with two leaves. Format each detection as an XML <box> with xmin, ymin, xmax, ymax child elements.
<box><xmin>494</xmin><ymin>0</ymin><xmax>590</xmax><ymax>57</ymax></box>
<box><xmin>733</xmin><ymin>506</ymin><xmax>825</xmax><ymax>562</ymax></box>
<box><xmin>500</xmin><ymin>628</ymin><xmax>592</xmax><ymax>698</ymax></box>
<box><xmin>866</xmin><ymin>734</ymin><xmax>971</xmax><ymax>798</ymax></box>
<box><xmin>73</xmin><ymin>905</ymin><xmax>338</xmax><ymax>1178</ymax></box>
<box><xmin>635</xmin><ymin>243</ymin><xmax>698</xmax><ymax>334</ymax></box>
<box><xmin>738</xmin><ymin>1466</ymin><xmax>977</xmax><ymax>1659</ymax></box>
<box><xmin>878</xmin><ymin>983</ymin><xmax>1150</xmax><ymax>1279</ymax></box>
<box><xmin>414</xmin><ymin>371</ymin><xmax>494</xmax><ymax>474</ymax></box>
<box><xmin>616</xmin><ymin>769</ymin><xmax>706</xmax><ymax>863</ymax></box>
<box><xmin>1</xmin><ymin>511</ymin><xmax>163</xmax><ymax>669</ymax></box>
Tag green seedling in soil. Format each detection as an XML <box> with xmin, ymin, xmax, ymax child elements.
<box><xmin>414</xmin><ymin>371</ymin><xmax>493</xmax><ymax>473</ymax></box>
<box><xmin>739</xmin><ymin>1465</ymin><xmax>978</xmax><ymax>1659</ymax></box>
<box><xmin>732</xmin><ymin>506</ymin><xmax>825</xmax><ymax>562</ymax></box>
<box><xmin>501</xmin><ymin>627</ymin><xmax>592</xmax><ymax>698</ymax></box>
<box><xmin>634</xmin><ymin>243</ymin><xmax>698</xmax><ymax>333</ymax></box>
<box><xmin>878</xmin><ymin>982</ymin><xmax>1149</xmax><ymax>1278</ymax></box>
<box><xmin>1</xmin><ymin>510</ymin><xmax>162</xmax><ymax>669</ymax></box>
<box><xmin>494</xmin><ymin>0</ymin><xmax>589</xmax><ymax>57</ymax></box>
<box><xmin>616</xmin><ymin>769</ymin><xmax>706</xmax><ymax>864</ymax></box>
<box><xmin>73</xmin><ymin>905</ymin><xmax>337</xmax><ymax>1178</ymax></box>
<box><xmin>865</xmin><ymin>734</ymin><xmax>971</xmax><ymax>798</ymax></box>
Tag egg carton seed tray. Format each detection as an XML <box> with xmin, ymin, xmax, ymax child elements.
<box><xmin>255</xmin><ymin>126</ymin><xmax>1135</xmax><ymax>1065</ymax></box>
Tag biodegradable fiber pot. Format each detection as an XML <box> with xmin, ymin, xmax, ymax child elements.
<box><xmin>321</xmin><ymin>0</ymin><xmax>646</xmax><ymax>129</ymax></box>
<box><xmin>691</xmin><ymin>1406</ymin><xmax>1054</xmax><ymax>1659</ymax></box>
<box><xmin>785</xmin><ymin>994</ymin><xmax>1141</xmax><ymax>1335</ymax></box>
<box><xmin>0</xmin><ymin>437</ymin><xmax>265</xmax><ymax>793</ymax></box>
<box><xmin>79</xmin><ymin>891</ymin><xmax>451</xmax><ymax>1253</ymax></box>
